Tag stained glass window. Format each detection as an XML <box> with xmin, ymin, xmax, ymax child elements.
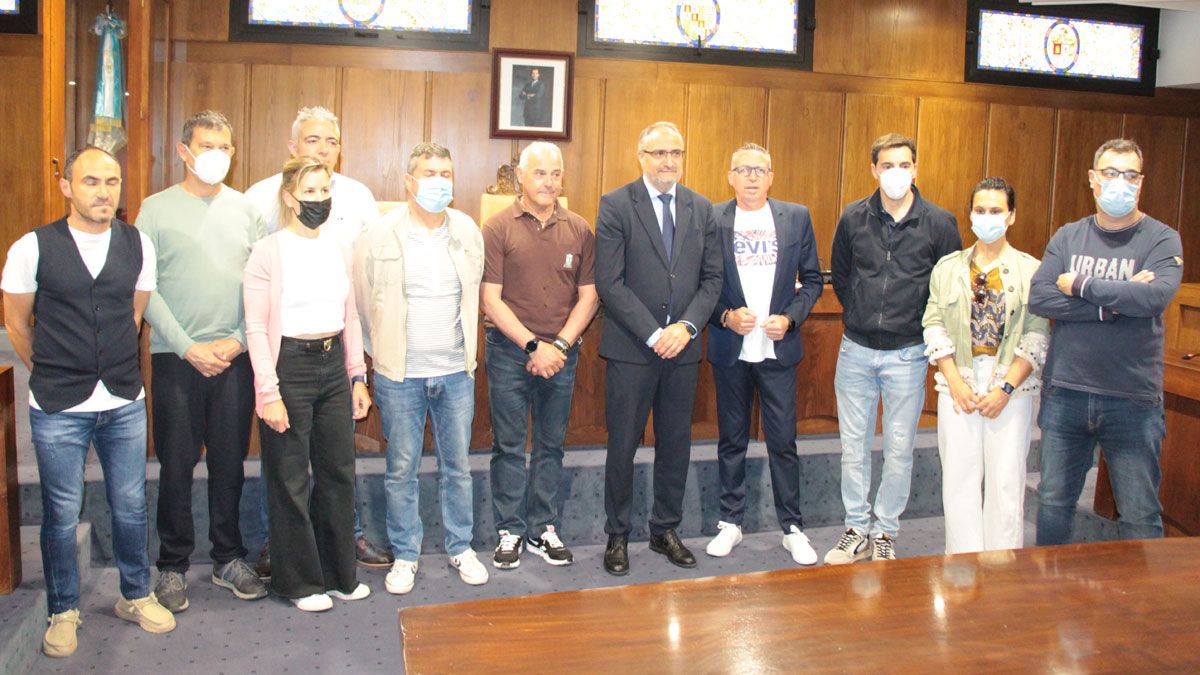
<box><xmin>976</xmin><ymin>9</ymin><xmax>1143</xmax><ymax>82</ymax></box>
<box><xmin>593</xmin><ymin>1</ymin><xmax>799</xmax><ymax>55</ymax></box>
<box><xmin>246</xmin><ymin>0</ymin><xmax>472</xmax><ymax>34</ymax></box>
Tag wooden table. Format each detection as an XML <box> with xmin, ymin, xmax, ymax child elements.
<box><xmin>399</xmin><ymin>539</ymin><xmax>1200</xmax><ymax>673</ymax></box>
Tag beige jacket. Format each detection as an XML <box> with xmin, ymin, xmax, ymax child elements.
<box><xmin>354</xmin><ymin>202</ymin><xmax>484</xmax><ymax>382</ymax></box>
<box><xmin>921</xmin><ymin>243</ymin><xmax>1049</xmax><ymax>397</ymax></box>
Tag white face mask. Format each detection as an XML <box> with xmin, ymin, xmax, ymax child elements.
<box><xmin>879</xmin><ymin>167</ymin><xmax>913</xmax><ymax>200</ymax></box>
<box><xmin>185</xmin><ymin>147</ymin><xmax>231</xmax><ymax>185</ymax></box>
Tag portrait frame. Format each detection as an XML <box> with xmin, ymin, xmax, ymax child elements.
<box><xmin>490</xmin><ymin>48</ymin><xmax>574</xmax><ymax>141</ymax></box>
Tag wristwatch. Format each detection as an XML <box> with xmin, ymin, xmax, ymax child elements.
<box><xmin>1000</xmin><ymin>382</ymin><xmax>1015</xmax><ymax>395</ymax></box>
<box><xmin>679</xmin><ymin>322</ymin><xmax>698</xmax><ymax>338</ymax></box>
<box><xmin>351</xmin><ymin>375</ymin><xmax>367</xmax><ymax>387</ymax></box>
<box><xmin>524</xmin><ymin>338</ymin><xmax>540</xmax><ymax>354</ymax></box>
<box><xmin>786</xmin><ymin>317</ymin><xmax>797</xmax><ymax>333</ymax></box>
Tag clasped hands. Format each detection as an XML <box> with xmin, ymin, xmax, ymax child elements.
<box><xmin>948</xmin><ymin>379</ymin><xmax>1009</xmax><ymax>419</ymax></box>
<box><xmin>184</xmin><ymin>338</ymin><xmax>244</xmax><ymax>377</ymax></box>
<box><xmin>723</xmin><ymin>307</ymin><xmax>790</xmax><ymax>340</ymax></box>
<box><xmin>527</xmin><ymin>340</ymin><xmax>566</xmax><ymax>379</ymax></box>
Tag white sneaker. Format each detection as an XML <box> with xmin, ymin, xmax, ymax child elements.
<box><xmin>783</xmin><ymin>525</ymin><xmax>818</xmax><ymax>565</ymax></box>
<box><xmin>385</xmin><ymin>560</ymin><xmax>418</xmax><ymax>595</ymax></box>
<box><xmin>705</xmin><ymin>521</ymin><xmax>743</xmax><ymax>557</ymax></box>
<box><xmin>291</xmin><ymin>593</ymin><xmax>333</xmax><ymax>612</ymax></box>
<box><xmin>449</xmin><ymin>549</ymin><xmax>489</xmax><ymax>586</ymax></box>
<box><xmin>824</xmin><ymin>528</ymin><xmax>870</xmax><ymax>565</ymax></box>
<box><xmin>872</xmin><ymin>533</ymin><xmax>897</xmax><ymax>561</ymax></box>
<box><xmin>328</xmin><ymin>583</ymin><xmax>371</xmax><ymax>601</ymax></box>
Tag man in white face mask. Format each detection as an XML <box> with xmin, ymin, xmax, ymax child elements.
<box><xmin>137</xmin><ymin>110</ymin><xmax>269</xmax><ymax>612</ymax></box>
<box><xmin>353</xmin><ymin>142</ymin><xmax>489</xmax><ymax>592</ymax></box>
<box><xmin>1029</xmin><ymin>138</ymin><xmax>1184</xmax><ymax>546</ymax></box>
<box><xmin>826</xmin><ymin>133</ymin><xmax>961</xmax><ymax>565</ymax></box>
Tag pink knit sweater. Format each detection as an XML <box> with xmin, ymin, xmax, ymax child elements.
<box><xmin>243</xmin><ymin>232</ymin><xmax>367</xmax><ymax>418</ymax></box>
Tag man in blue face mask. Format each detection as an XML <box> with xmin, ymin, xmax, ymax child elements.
<box><xmin>353</xmin><ymin>142</ymin><xmax>490</xmax><ymax>593</ymax></box>
<box><xmin>1029</xmin><ymin>138</ymin><xmax>1184</xmax><ymax>546</ymax></box>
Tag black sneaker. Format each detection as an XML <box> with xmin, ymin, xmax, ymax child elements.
<box><xmin>527</xmin><ymin>526</ymin><xmax>573</xmax><ymax>566</ymax></box>
<box><xmin>493</xmin><ymin>530</ymin><xmax>523</xmax><ymax>569</ymax></box>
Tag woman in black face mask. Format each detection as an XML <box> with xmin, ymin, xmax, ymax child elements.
<box><xmin>243</xmin><ymin>154</ymin><xmax>372</xmax><ymax>612</ymax></box>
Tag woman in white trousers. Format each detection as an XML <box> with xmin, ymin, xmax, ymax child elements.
<box><xmin>922</xmin><ymin>177</ymin><xmax>1049</xmax><ymax>554</ymax></box>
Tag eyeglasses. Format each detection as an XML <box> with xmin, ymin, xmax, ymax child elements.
<box><xmin>973</xmin><ymin>271</ymin><xmax>988</xmax><ymax>305</ymax></box>
<box><xmin>1097</xmin><ymin>167</ymin><xmax>1144</xmax><ymax>182</ymax></box>
<box><xmin>641</xmin><ymin>149</ymin><xmax>685</xmax><ymax>160</ymax></box>
<box><xmin>731</xmin><ymin>165</ymin><xmax>769</xmax><ymax>177</ymax></box>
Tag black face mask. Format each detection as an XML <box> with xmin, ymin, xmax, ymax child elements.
<box><xmin>295</xmin><ymin>197</ymin><xmax>332</xmax><ymax>229</ymax></box>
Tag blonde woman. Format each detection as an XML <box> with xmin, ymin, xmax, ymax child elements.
<box><xmin>922</xmin><ymin>177</ymin><xmax>1048</xmax><ymax>554</ymax></box>
<box><xmin>244</xmin><ymin>155</ymin><xmax>372</xmax><ymax>611</ymax></box>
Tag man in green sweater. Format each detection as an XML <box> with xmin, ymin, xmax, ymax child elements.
<box><xmin>137</xmin><ymin>110</ymin><xmax>268</xmax><ymax>612</ymax></box>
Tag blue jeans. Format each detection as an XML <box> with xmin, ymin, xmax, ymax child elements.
<box><xmin>833</xmin><ymin>336</ymin><xmax>928</xmax><ymax>538</ymax></box>
<box><xmin>375</xmin><ymin>371</ymin><xmax>475</xmax><ymax>561</ymax></box>
<box><xmin>1036</xmin><ymin>385</ymin><xmax>1165</xmax><ymax>545</ymax></box>
<box><xmin>484</xmin><ymin>329</ymin><xmax>579</xmax><ymax>539</ymax></box>
<box><xmin>31</xmin><ymin>400</ymin><xmax>150</xmax><ymax>614</ymax></box>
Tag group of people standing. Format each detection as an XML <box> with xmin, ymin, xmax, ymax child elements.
<box><xmin>3</xmin><ymin>105</ymin><xmax>1182</xmax><ymax>659</ymax></box>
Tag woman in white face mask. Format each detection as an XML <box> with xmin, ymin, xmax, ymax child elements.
<box><xmin>921</xmin><ymin>177</ymin><xmax>1050</xmax><ymax>555</ymax></box>
<box><xmin>242</xmin><ymin>155</ymin><xmax>373</xmax><ymax>612</ymax></box>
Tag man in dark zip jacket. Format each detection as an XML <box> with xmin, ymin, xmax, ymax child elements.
<box><xmin>824</xmin><ymin>133</ymin><xmax>961</xmax><ymax>564</ymax></box>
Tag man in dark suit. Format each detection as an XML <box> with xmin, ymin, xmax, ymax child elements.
<box><xmin>704</xmin><ymin>143</ymin><xmax>823</xmax><ymax>565</ymax></box>
<box><xmin>596</xmin><ymin>121</ymin><xmax>722</xmax><ymax>576</ymax></box>
<box><xmin>519</xmin><ymin>68</ymin><xmax>546</xmax><ymax>127</ymax></box>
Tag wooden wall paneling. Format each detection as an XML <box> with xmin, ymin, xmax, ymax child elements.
<box><xmin>339</xmin><ymin>69</ymin><xmax>426</xmax><ymax>202</ymax></box>
<box><xmin>488</xmin><ymin>0</ymin><xmax>577</xmax><ymax>52</ymax></box>
<box><xmin>42</xmin><ymin>0</ymin><xmax>68</xmax><ymax>225</ymax></box>
<box><xmin>554</xmin><ymin>76</ymin><xmax>604</xmax><ymax>228</ymax></box>
<box><xmin>598</xmin><ymin>78</ymin><xmax>688</xmax><ymax>195</ymax></box>
<box><xmin>149</xmin><ymin>0</ymin><xmax>172</xmax><ymax>195</ymax></box>
<box><xmin>915</xmin><ymin>98</ymin><xmax>988</xmax><ymax>243</ymax></box>
<box><xmin>839</xmin><ymin>93</ymin><xmax>917</xmax><ymax>210</ymax></box>
<box><xmin>1180</xmin><ymin>119</ymin><xmax>1200</xmax><ymax>283</ymax></box>
<box><xmin>1121</xmin><ymin>114</ymin><xmax>1186</xmax><ymax>229</ymax></box>
<box><xmin>0</xmin><ymin>41</ymin><xmax>44</xmax><ymax>270</ymax></box>
<box><xmin>984</xmin><ymin>104</ymin><xmax>1056</xmax><ymax>258</ymax></box>
<box><xmin>168</xmin><ymin>62</ymin><xmax>248</xmax><ymax>189</ymax></box>
<box><xmin>683</xmin><ymin>83</ymin><xmax>768</xmax><ymax>203</ymax></box>
<box><xmin>429</xmin><ymin>71</ymin><xmax>516</xmax><ymax>225</ymax></box>
<box><xmin>1050</xmin><ymin>109</ymin><xmax>1123</xmax><ymax>231</ymax></box>
<box><xmin>795</xmin><ymin>295</ymin><xmax>844</xmax><ymax>434</ymax></box>
<box><xmin>766</xmin><ymin>89</ymin><xmax>844</xmax><ymax>269</ymax></box>
<box><xmin>812</xmin><ymin>0</ymin><xmax>967</xmax><ymax>83</ymax></box>
<box><xmin>0</xmin><ymin>368</ymin><xmax>19</xmax><ymax>593</ymax></box>
<box><xmin>245</xmin><ymin>65</ymin><xmax>339</xmax><ymax>190</ymax></box>
<box><xmin>170</xmin><ymin>0</ymin><xmax>229</xmax><ymax>42</ymax></box>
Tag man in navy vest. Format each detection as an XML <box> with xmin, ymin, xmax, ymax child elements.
<box><xmin>3</xmin><ymin>147</ymin><xmax>176</xmax><ymax>658</ymax></box>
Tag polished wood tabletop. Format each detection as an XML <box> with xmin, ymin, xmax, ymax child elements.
<box><xmin>399</xmin><ymin>539</ymin><xmax>1200</xmax><ymax>673</ymax></box>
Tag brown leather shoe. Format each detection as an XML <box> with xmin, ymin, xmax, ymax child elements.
<box><xmin>253</xmin><ymin>542</ymin><xmax>271</xmax><ymax>580</ymax></box>
<box><xmin>356</xmin><ymin>536</ymin><xmax>395</xmax><ymax>568</ymax></box>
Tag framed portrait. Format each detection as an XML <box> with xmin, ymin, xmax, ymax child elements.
<box><xmin>490</xmin><ymin>49</ymin><xmax>574</xmax><ymax>140</ymax></box>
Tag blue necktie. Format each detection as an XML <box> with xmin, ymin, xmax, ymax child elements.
<box><xmin>658</xmin><ymin>193</ymin><xmax>674</xmax><ymax>262</ymax></box>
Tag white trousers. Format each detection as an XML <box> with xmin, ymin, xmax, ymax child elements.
<box><xmin>937</xmin><ymin>356</ymin><xmax>1035</xmax><ymax>554</ymax></box>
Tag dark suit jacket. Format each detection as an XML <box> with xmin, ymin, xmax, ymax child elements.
<box><xmin>596</xmin><ymin>178</ymin><xmax>723</xmax><ymax>365</ymax></box>
<box><xmin>706</xmin><ymin>197</ymin><xmax>824</xmax><ymax>368</ymax></box>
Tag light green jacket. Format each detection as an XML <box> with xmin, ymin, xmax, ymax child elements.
<box><xmin>921</xmin><ymin>244</ymin><xmax>1049</xmax><ymax>397</ymax></box>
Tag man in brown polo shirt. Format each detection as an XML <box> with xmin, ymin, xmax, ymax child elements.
<box><xmin>481</xmin><ymin>141</ymin><xmax>599</xmax><ymax>570</ymax></box>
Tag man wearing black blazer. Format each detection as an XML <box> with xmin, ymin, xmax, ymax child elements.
<box><xmin>704</xmin><ymin>143</ymin><xmax>823</xmax><ymax>565</ymax></box>
<box><xmin>595</xmin><ymin>121</ymin><xmax>723</xmax><ymax>575</ymax></box>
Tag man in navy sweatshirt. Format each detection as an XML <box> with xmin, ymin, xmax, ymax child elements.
<box><xmin>1029</xmin><ymin>138</ymin><xmax>1184</xmax><ymax>545</ymax></box>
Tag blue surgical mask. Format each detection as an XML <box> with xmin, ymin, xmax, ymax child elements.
<box><xmin>414</xmin><ymin>176</ymin><xmax>453</xmax><ymax>214</ymax></box>
<box><xmin>1096</xmin><ymin>177</ymin><xmax>1138</xmax><ymax>218</ymax></box>
<box><xmin>970</xmin><ymin>212</ymin><xmax>1008</xmax><ymax>244</ymax></box>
